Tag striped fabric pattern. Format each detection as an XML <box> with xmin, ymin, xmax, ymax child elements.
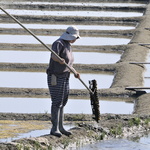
<box><xmin>47</xmin><ymin>74</ymin><xmax>69</xmax><ymax>107</ymax></box>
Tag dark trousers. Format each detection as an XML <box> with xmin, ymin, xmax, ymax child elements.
<box><xmin>47</xmin><ymin>75</ymin><xmax>69</xmax><ymax>108</ymax></box>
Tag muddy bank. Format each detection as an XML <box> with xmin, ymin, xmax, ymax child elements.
<box><xmin>134</xmin><ymin>93</ymin><xmax>150</xmax><ymax>114</ymax></box>
<box><xmin>1</xmin><ymin>0</ymin><xmax>148</xmax><ymax>3</ymax></box>
<box><xmin>130</xmin><ymin>5</ymin><xmax>150</xmax><ymax>44</ymax></box>
<box><xmin>117</xmin><ymin>2</ymin><xmax>150</xmax><ymax>115</ymax></box>
<box><xmin>111</xmin><ymin>63</ymin><xmax>144</xmax><ymax>87</ymax></box>
<box><xmin>3</xmin><ymin>3</ymin><xmax>146</xmax><ymax>12</ymax></box>
<box><xmin>0</xmin><ymin>28</ymin><xmax>134</xmax><ymax>38</ymax></box>
<box><xmin>0</xmin><ymin>113</ymin><xmax>90</xmax><ymax>121</ymax></box>
<box><xmin>0</xmin><ymin>114</ymin><xmax>150</xmax><ymax>150</ymax></box>
<box><xmin>0</xmin><ymin>86</ymin><xmax>135</xmax><ymax>98</ymax></box>
<box><xmin>0</xmin><ymin>44</ymin><xmax>126</xmax><ymax>52</ymax></box>
<box><xmin>0</xmin><ymin>63</ymin><xmax>116</xmax><ymax>73</ymax></box>
<box><xmin>0</xmin><ymin>14</ymin><xmax>142</xmax><ymax>25</ymax></box>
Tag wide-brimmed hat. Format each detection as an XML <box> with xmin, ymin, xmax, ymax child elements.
<box><xmin>60</xmin><ymin>26</ymin><xmax>80</xmax><ymax>41</ymax></box>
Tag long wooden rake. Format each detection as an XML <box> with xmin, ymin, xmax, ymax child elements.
<box><xmin>0</xmin><ymin>6</ymin><xmax>100</xmax><ymax>122</ymax></box>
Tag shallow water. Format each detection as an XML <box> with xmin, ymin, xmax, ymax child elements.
<box><xmin>0</xmin><ymin>71</ymin><xmax>113</xmax><ymax>89</ymax></box>
<box><xmin>1</xmin><ymin>125</ymin><xmax>150</xmax><ymax>149</ymax></box>
<box><xmin>0</xmin><ymin>35</ymin><xmax>131</xmax><ymax>46</ymax></box>
<box><xmin>79</xmin><ymin>133</ymin><xmax>150</xmax><ymax>150</ymax></box>
<box><xmin>0</xmin><ymin>97</ymin><xmax>134</xmax><ymax>114</ymax></box>
<box><xmin>0</xmin><ymin>124</ymin><xmax>74</xmax><ymax>143</ymax></box>
<box><xmin>0</xmin><ymin>50</ymin><xmax>121</xmax><ymax>64</ymax></box>
<box><xmin>0</xmin><ymin>129</ymin><xmax>50</xmax><ymax>143</ymax></box>
<box><xmin>0</xmin><ymin>9</ymin><xmax>143</xmax><ymax>17</ymax></box>
<box><xmin>5</xmin><ymin>2</ymin><xmax>146</xmax><ymax>7</ymax></box>
<box><xmin>0</xmin><ymin>23</ymin><xmax>135</xmax><ymax>30</ymax></box>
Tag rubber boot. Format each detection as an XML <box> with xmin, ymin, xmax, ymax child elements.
<box><xmin>50</xmin><ymin>106</ymin><xmax>62</xmax><ymax>137</ymax></box>
<box><xmin>59</xmin><ymin>107</ymin><xmax>72</xmax><ymax>136</ymax></box>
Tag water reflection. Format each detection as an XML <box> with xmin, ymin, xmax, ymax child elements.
<box><xmin>0</xmin><ymin>98</ymin><xmax>133</xmax><ymax>114</ymax></box>
<box><xmin>0</xmin><ymin>35</ymin><xmax>131</xmax><ymax>46</ymax></box>
<box><xmin>70</xmin><ymin>73</ymin><xmax>113</xmax><ymax>89</ymax></box>
<box><xmin>0</xmin><ymin>23</ymin><xmax>136</xmax><ymax>30</ymax></box>
<box><xmin>79</xmin><ymin>134</ymin><xmax>150</xmax><ymax>150</ymax></box>
<box><xmin>0</xmin><ymin>50</ymin><xmax>121</xmax><ymax>64</ymax></box>
<box><xmin>5</xmin><ymin>2</ymin><xmax>146</xmax><ymax>7</ymax></box>
<box><xmin>0</xmin><ymin>129</ymin><xmax>50</xmax><ymax>143</ymax></box>
<box><xmin>0</xmin><ymin>124</ymin><xmax>74</xmax><ymax>143</ymax></box>
<box><xmin>0</xmin><ymin>71</ymin><xmax>113</xmax><ymax>89</ymax></box>
<box><xmin>74</xmin><ymin>52</ymin><xmax>121</xmax><ymax>64</ymax></box>
<box><xmin>0</xmin><ymin>9</ymin><xmax>144</xmax><ymax>17</ymax></box>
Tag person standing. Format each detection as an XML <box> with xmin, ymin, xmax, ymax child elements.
<box><xmin>47</xmin><ymin>26</ymin><xmax>80</xmax><ymax>137</ymax></box>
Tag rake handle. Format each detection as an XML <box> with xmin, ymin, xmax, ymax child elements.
<box><xmin>0</xmin><ymin>6</ymin><xmax>93</xmax><ymax>94</ymax></box>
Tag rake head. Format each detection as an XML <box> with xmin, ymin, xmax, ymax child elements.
<box><xmin>89</xmin><ymin>80</ymin><xmax>100</xmax><ymax>123</ymax></box>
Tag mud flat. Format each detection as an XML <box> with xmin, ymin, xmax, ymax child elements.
<box><xmin>0</xmin><ymin>114</ymin><xmax>150</xmax><ymax>150</ymax></box>
<box><xmin>126</xmin><ymin>2</ymin><xmax>150</xmax><ymax>115</ymax></box>
<box><xmin>0</xmin><ymin>13</ymin><xmax>142</xmax><ymax>25</ymax></box>
<box><xmin>0</xmin><ymin>28</ymin><xmax>134</xmax><ymax>38</ymax></box>
<box><xmin>1</xmin><ymin>0</ymin><xmax>149</xmax><ymax>3</ymax></box>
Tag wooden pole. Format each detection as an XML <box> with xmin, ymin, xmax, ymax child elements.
<box><xmin>139</xmin><ymin>43</ymin><xmax>150</xmax><ymax>46</ymax></box>
<box><xmin>129</xmin><ymin>62</ymin><xmax>150</xmax><ymax>64</ymax></box>
<box><xmin>0</xmin><ymin>6</ymin><xmax>93</xmax><ymax>94</ymax></box>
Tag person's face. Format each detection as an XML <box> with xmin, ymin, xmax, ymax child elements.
<box><xmin>69</xmin><ymin>39</ymin><xmax>77</xmax><ymax>43</ymax></box>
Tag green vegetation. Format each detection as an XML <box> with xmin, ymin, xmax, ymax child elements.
<box><xmin>144</xmin><ymin>118</ymin><xmax>150</xmax><ymax>125</ymax></box>
<box><xmin>17</xmin><ymin>141</ymin><xmax>53</xmax><ymax>150</ymax></box>
<box><xmin>62</xmin><ymin>137</ymin><xmax>71</xmax><ymax>149</ymax></box>
<box><xmin>128</xmin><ymin>117</ymin><xmax>141</xmax><ymax>127</ymax></box>
<box><xmin>94</xmin><ymin>132</ymin><xmax>106</xmax><ymax>141</ymax></box>
<box><xmin>110</xmin><ymin>125</ymin><xmax>123</xmax><ymax>136</ymax></box>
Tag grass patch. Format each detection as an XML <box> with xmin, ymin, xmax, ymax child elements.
<box><xmin>0</xmin><ymin>120</ymin><xmax>50</xmax><ymax>139</ymax></box>
<box><xmin>110</xmin><ymin>125</ymin><xmax>123</xmax><ymax>136</ymax></box>
<box><xmin>144</xmin><ymin>118</ymin><xmax>150</xmax><ymax>125</ymax></box>
<box><xmin>128</xmin><ymin>117</ymin><xmax>141</xmax><ymax>127</ymax></box>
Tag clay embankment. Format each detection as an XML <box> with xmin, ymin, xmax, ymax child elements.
<box><xmin>128</xmin><ymin>3</ymin><xmax>150</xmax><ymax>114</ymax></box>
<box><xmin>0</xmin><ymin>113</ymin><xmax>150</xmax><ymax>150</ymax></box>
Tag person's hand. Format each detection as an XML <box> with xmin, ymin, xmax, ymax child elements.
<box><xmin>59</xmin><ymin>58</ymin><xmax>65</xmax><ymax>64</ymax></box>
<box><xmin>52</xmin><ymin>54</ymin><xmax>65</xmax><ymax>64</ymax></box>
<box><xmin>71</xmin><ymin>67</ymin><xmax>80</xmax><ymax>78</ymax></box>
<box><xmin>74</xmin><ymin>72</ymin><xmax>80</xmax><ymax>79</ymax></box>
